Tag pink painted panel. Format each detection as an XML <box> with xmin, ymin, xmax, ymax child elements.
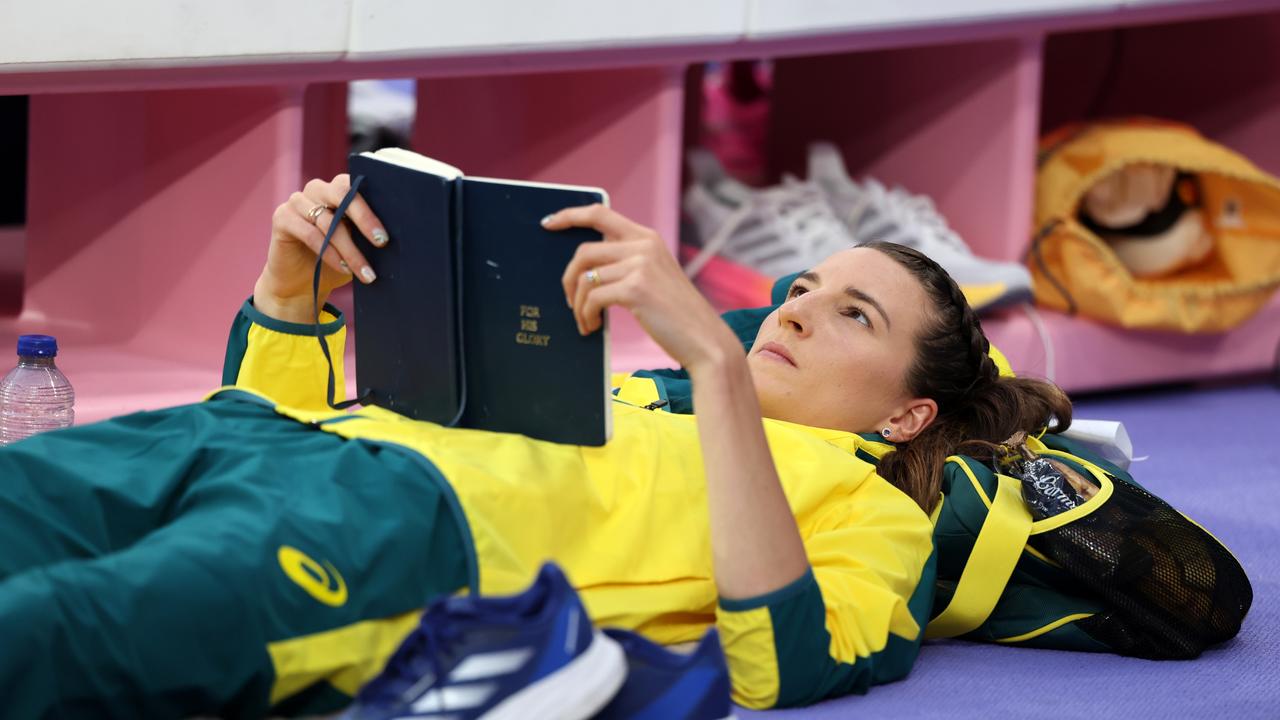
<box><xmin>303</xmin><ymin>82</ymin><xmax>351</xmax><ymax>183</ymax></box>
<box><xmin>984</xmin><ymin>293</ymin><xmax>1280</xmax><ymax>392</ymax></box>
<box><xmin>414</xmin><ymin>66</ymin><xmax>685</xmax><ymax>371</ymax></box>
<box><xmin>22</xmin><ymin>345</ymin><xmax>227</xmax><ymax>425</ymax></box>
<box><xmin>1017</xmin><ymin>10</ymin><xmax>1280</xmax><ymax>391</ymax></box>
<box><xmin>4</xmin><ymin>1</ymin><xmax>1276</xmax><ymax>420</ymax></box>
<box><xmin>23</xmin><ymin>86</ymin><xmax>304</xmax><ymax>367</ymax></box>
<box><xmin>415</xmin><ymin>66</ymin><xmax>685</xmax><ymax>240</ymax></box>
<box><xmin>1042</xmin><ymin>10</ymin><xmax>1280</xmax><ymax>174</ymax></box>
<box><xmin>0</xmin><ymin>226</ymin><xmax>22</xmax><ymax>316</ymax></box>
<box><xmin>4</xmin><ymin>85</ymin><xmax>308</xmax><ymax>421</ymax></box>
<box><xmin>769</xmin><ymin>35</ymin><xmax>1044</xmax><ymax>262</ymax></box>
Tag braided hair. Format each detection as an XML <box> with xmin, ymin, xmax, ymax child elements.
<box><xmin>862</xmin><ymin>241</ymin><xmax>1073</xmax><ymax>512</ymax></box>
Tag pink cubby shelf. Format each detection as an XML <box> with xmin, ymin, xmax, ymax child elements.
<box><xmin>984</xmin><ymin>295</ymin><xmax>1280</xmax><ymax>393</ymax></box>
<box><xmin>1010</xmin><ymin>10</ymin><xmax>1280</xmax><ymax>392</ymax></box>
<box><xmin>0</xmin><ymin>226</ymin><xmax>21</xmax><ymax>316</ymax></box>
<box><xmin>412</xmin><ymin>65</ymin><xmax>687</xmax><ymax>376</ymax></box>
<box><xmin>4</xmin><ymin>0</ymin><xmax>1280</xmax><ymax>426</ymax></box>
<box><xmin>764</xmin><ymin>6</ymin><xmax>1280</xmax><ymax>396</ymax></box>
<box><xmin>2</xmin><ymin>86</ymin><xmax>309</xmax><ymax>425</ymax></box>
<box><xmin>768</xmin><ymin>34</ymin><xmax>1043</xmax><ymax>264</ymax></box>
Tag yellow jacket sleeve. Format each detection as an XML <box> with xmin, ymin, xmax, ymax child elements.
<box><xmin>715</xmin><ymin>480</ymin><xmax>936</xmax><ymax>709</ymax></box>
<box><xmin>221</xmin><ymin>298</ymin><xmax>348</xmax><ymax>413</ymax></box>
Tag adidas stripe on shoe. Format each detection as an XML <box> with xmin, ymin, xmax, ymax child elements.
<box><xmin>341</xmin><ymin>563</ymin><xmax>626</xmax><ymax>720</ymax></box>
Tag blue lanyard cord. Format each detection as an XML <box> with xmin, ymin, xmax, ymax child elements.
<box><xmin>446</xmin><ymin>177</ymin><xmax>468</xmax><ymax>428</ymax></box>
<box><xmin>313</xmin><ymin>175</ymin><xmax>370</xmax><ymax>411</ymax></box>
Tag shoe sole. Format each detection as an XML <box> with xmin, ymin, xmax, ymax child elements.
<box><xmin>480</xmin><ymin>630</ymin><xmax>626</xmax><ymax>720</ymax></box>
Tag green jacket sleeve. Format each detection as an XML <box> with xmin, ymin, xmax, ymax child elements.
<box><xmin>714</xmin><ymin>484</ymin><xmax>937</xmax><ymax>709</ymax></box>
<box><xmin>221</xmin><ymin>298</ymin><xmax>347</xmax><ymax>413</ymax></box>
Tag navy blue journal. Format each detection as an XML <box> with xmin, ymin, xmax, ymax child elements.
<box><xmin>347</xmin><ymin>149</ymin><xmax>612</xmax><ymax>446</ymax></box>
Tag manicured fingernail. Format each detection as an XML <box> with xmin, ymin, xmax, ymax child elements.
<box><xmin>372</xmin><ymin>228</ymin><xmax>389</xmax><ymax>246</ymax></box>
<box><xmin>540</xmin><ymin>214</ymin><xmax>554</xmax><ymax>227</ymax></box>
<box><xmin>361</xmin><ymin>267</ymin><xmax>377</xmax><ymax>283</ymax></box>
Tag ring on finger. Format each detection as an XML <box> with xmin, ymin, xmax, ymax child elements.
<box><xmin>585</xmin><ymin>268</ymin><xmax>601</xmax><ymax>285</ymax></box>
<box><xmin>305</xmin><ymin>203</ymin><xmax>334</xmax><ymax>225</ymax></box>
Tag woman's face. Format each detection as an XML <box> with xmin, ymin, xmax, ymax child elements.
<box><xmin>748</xmin><ymin>247</ymin><xmax>933</xmax><ymax>434</ymax></box>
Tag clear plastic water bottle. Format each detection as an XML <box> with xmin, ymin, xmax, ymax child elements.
<box><xmin>0</xmin><ymin>335</ymin><xmax>75</xmax><ymax>445</ymax></box>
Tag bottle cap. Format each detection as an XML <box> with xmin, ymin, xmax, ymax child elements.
<box><xmin>17</xmin><ymin>335</ymin><xmax>58</xmax><ymax>358</ymax></box>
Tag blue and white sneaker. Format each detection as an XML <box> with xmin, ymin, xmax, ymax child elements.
<box><xmin>341</xmin><ymin>563</ymin><xmax>626</xmax><ymax>720</ymax></box>
<box><xmin>592</xmin><ymin>628</ymin><xmax>735</xmax><ymax>720</ymax></box>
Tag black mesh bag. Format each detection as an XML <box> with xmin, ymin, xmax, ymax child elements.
<box><xmin>893</xmin><ymin>431</ymin><xmax>1253</xmax><ymax>655</ymax></box>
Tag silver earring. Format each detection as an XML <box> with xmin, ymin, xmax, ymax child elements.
<box><xmin>881</xmin><ymin>428</ymin><xmax>893</xmax><ymax>438</ymax></box>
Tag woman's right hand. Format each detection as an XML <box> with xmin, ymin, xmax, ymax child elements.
<box><xmin>253</xmin><ymin>174</ymin><xmax>389</xmax><ymax>323</ymax></box>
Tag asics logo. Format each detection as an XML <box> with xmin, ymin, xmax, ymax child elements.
<box><xmin>277</xmin><ymin>545</ymin><xmax>348</xmax><ymax>607</ymax></box>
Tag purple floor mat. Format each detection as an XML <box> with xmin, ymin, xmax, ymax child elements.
<box><xmin>742</xmin><ymin>381</ymin><xmax>1280</xmax><ymax>719</ymax></box>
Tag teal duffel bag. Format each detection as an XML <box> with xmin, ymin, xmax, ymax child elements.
<box><xmin>848</xmin><ymin>430</ymin><xmax>1252</xmax><ymax>658</ymax></box>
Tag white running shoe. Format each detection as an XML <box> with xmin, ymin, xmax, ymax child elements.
<box><xmin>682</xmin><ymin>149</ymin><xmax>857</xmax><ymax>279</ymax></box>
<box><xmin>808</xmin><ymin>142</ymin><xmax>1033</xmax><ymax>310</ymax></box>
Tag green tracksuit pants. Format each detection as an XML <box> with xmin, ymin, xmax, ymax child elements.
<box><xmin>0</xmin><ymin>394</ymin><xmax>471</xmax><ymax>719</ymax></box>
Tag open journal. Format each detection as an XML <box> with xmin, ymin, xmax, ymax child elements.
<box><xmin>346</xmin><ymin>148</ymin><xmax>612</xmax><ymax>446</ymax></box>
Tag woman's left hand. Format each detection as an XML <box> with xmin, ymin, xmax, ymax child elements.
<box><xmin>548</xmin><ymin>204</ymin><xmax>741</xmax><ymax>375</ymax></box>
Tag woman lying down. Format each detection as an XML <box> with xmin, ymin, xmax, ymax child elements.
<box><xmin>0</xmin><ymin>174</ymin><xmax>1249</xmax><ymax>719</ymax></box>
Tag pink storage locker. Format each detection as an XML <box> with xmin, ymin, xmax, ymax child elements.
<box><xmin>990</xmin><ymin>9</ymin><xmax>1280</xmax><ymax>390</ymax></box>
<box><xmin>3</xmin><ymin>0</ymin><xmax>1280</xmax><ymax>424</ymax></box>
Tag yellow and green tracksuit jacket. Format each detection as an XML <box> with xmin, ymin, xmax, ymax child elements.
<box><xmin>222</xmin><ymin>298</ymin><xmax>937</xmax><ymax>709</ymax></box>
